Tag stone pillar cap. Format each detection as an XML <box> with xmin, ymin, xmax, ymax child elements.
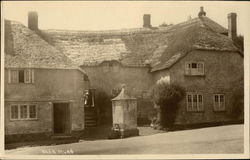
<box><xmin>112</xmin><ymin>85</ymin><xmax>136</xmax><ymax>101</ymax></box>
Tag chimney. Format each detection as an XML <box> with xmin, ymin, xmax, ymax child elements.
<box><xmin>143</xmin><ymin>14</ymin><xmax>152</xmax><ymax>28</ymax></box>
<box><xmin>228</xmin><ymin>13</ymin><xmax>237</xmax><ymax>41</ymax></box>
<box><xmin>28</xmin><ymin>11</ymin><xmax>38</xmax><ymax>30</ymax></box>
<box><xmin>198</xmin><ymin>6</ymin><xmax>206</xmax><ymax>17</ymax></box>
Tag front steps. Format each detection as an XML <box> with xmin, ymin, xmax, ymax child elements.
<box><xmin>85</xmin><ymin>108</ymin><xmax>97</xmax><ymax>128</ymax></box>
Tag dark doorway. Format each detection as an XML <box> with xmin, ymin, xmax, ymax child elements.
<box><xmin>53</xmin><ymin>103</ymin><xmax>70</xmax><ymax>134</ymax></box>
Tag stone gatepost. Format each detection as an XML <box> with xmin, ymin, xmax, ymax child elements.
<box><xmin>111</xmin><ymin>85</ymin><xmax>139</xmax><ymax>138</ymax></box>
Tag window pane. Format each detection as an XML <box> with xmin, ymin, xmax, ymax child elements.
<box><xmin>193</xmin><ymin>95</ymin><xmax>197</xmax><ymax>102</ymax></box>
<box><xmin>24</xmin><ymin>69</ymin><xmax>32</xmax><ymax>83</ymax></box>
<box><xmin>20</xmin><ymin>105</ymin><xmax>28</xmax><ymax>119</ymax></box>
<box><xmin>83</xmin><ymin>75</ymin><xmax>89</xmax><ymax>81</ymax></box>
<box><xmin>214</xmin><ymin>95</ymin><xmax>219</xmax><ymax>102</ymax></box>
<box><xmin>198</xmin><ymin>95</ymin><xmax>203</xmax><ymax>102</ymax></box>
<box><xmin>193</xmin><ymin>95</ymin><xmax>197</xmax><ymax>110</ymax></box>
<box><xmin>187</xmin><ymin>95</ymin><xmax>192</xmax><ymax>111</ymax></box>
<box><xmin>185</xmin><ymin>63</ymin><xmax>191</xmax><ymax>75</ymax></box>
<box><xmin>191</xmin><ymin>63</ymin><xmax>197</xmax><ymax>68</ymax></box>
<box><xmin>19</xmin><ymin>70</ymin><xmax>24</xmax><ymax>83</ymax></box>
<box><xmin>220</xmin><ymin>95</ymin><xmax>224</xmax><ymax>102</ymax></box>
<box><xmin>197</xmin><ymin>63</ymin><xmax>204</xmax><ymax>74</ymax></box>
<box><xmin>187</xmin><ymin>95</ymin><xmax>192</xmax><ymax>102</ymax></box>
<box><xmin>11</xmin><ymin>70</ymin><xmax>18</xmax><ymax>83</ymax></box>
<box><xmin>198</xmin><ymin>95</ymin><xmax>203</xmax><ymax>111</ymax></box>
<box><xmin>11</xmin><ymin>105</ymin><xmax>18</xmax><ymax>119</ymax></box>
<box><xmin>214</xmin><ymin>95</ymin><xmax>219</xmax><ymax>111</ymax></box>
<box><xmin>29</xmin><ymin>105</ymin><xmax>37</xmax><ymax>118</ymax></box>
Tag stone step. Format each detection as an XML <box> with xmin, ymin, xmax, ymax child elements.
<box><xmin>85</xmin><ymin>120</ymin><xmax>97</xmax><ymax>123</ymax></box>
<box><xmin>85</xmin><ymin>112</ymin><xmax>97</xmax><ymax>116</ymax></box>
<box><xmin>85</xmin><ymin>117</ymin><xmax>96</xmax><ymax>121</ymax></box>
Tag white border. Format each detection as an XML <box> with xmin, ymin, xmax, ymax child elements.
<box><xmin>1</xmin><ymin>1</ymin><xmax>250</xmax><ymax>159</ymax></box>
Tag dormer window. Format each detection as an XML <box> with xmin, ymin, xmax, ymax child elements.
<box><xmin>8</xmin><ymin>69</ymin><xmax>34</xmax><ymax>84</ymax></box>
<box><xmin>185</xmin><ymin>62</ymin><xmax>204</xmax><ymax>76</ymax></box>
<box><xmin>102</xmin><ymin>61</ymin><xmax>120</xmax><ymax>73</ymax></box>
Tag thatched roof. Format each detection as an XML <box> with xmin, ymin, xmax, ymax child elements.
<box><xmin>40</xmin><ymin>16</ymin><xmax>240</xmax><ymax>72</ymax></box>
<box><xmin>4</xmin><ymin>20</ymin><xmax>78</xmax><ymax>69</ymax></box>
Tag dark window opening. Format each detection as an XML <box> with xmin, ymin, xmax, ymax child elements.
<box><xmin>83</xmin><ymin>74</ymin><xmax>89</xmax><ymax>81</ymax></box>
<box><xmin>191</xmin><ymin>63</ymin><xmax>197</xmax><ymax>68</ymax></box>
<box><xmin>18</xmin><ymin>70</ymin><xmax>24</xmax><ymax>83</ymax></box>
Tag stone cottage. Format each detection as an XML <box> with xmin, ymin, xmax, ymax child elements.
<box><xmin>4</xmin><ymin>19</ymin><xmax>90</xmax><ymax>143</ymax></box>
<box><xmin>37</xmin><ymin>7</ymin><xmax>243</xmax><ymax>126</ymax></box>
<box><xmin>4</xmin><ymin>7</ymin><xmax>244</xmax><ymax>139</ymax></box>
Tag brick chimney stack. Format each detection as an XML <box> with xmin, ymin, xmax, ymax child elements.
<box><xmin>143</xmin><ymin>14</ymin><xmax>152</xmax><ymax>28</ymax></box>
<box><xmin>228</xmin><ymin>13</ymin><xmax>237</xmax><ymax>41</ymax></box>
<box><xmin>198</xmin><ymin>6</ymin><xmax>206</xmax><ymax>17</ymax></box>
<box><xmin>28</xmin><ymin>11</ymin><xmax>38</xmax><ymax>30</ymax></box>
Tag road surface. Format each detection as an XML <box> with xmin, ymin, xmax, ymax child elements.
<box><xmin>5</xmin><ymin>124</ymin><xmax>244</xmax><ymax>155</ymax></box>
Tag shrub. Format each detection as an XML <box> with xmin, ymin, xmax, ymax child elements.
<box><xmin>151</xmin><ymin>82</ymin><xmax>185</xmax><ymax>129</ymax></box>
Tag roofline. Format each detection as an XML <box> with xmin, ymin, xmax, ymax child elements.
<box><xmin>150</xmin><ymin>51</ymin><xmax>190</xmax><ymax>73</ymax></box>
<box><xmin>5</xmin><ymin>67</ymin><xmax>87</xmax><ymax>74</ymax></box>
<box><xmin>81</xmin><ymin>60</ymin><xmax>150</xmax><ymax>68</ymax></box>
<box><xmin>150</xmin><ymin>48</ymin><xmax>242</xmax><ymax>73</ymax></box>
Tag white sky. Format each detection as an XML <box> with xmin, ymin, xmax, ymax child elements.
<box><xmin>2</xmin><ymin>1</ymin><xmax>250</xmax><ymax>35</ymax></box>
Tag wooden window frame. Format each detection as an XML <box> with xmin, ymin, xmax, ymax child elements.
<box><xmin>10</xmin><ymin>105</ymin><xmax>19</xmax><ymax>120</ymax></box>
<box><xmin>185</xmin><ymin>62</ymin><xmax>204</xmax><ymax>76</ymax></box>
<box><xmin>10</xmin><ymin>104</ymin><xmax>38</xmax><ymax>121</ymax></box>
<box><xmin>186</xmin><ymin>93</ymin><xmax>204</xmax><ymax>112</ymax></box>
<box><xmin>8</xmin><ymin>69</ymin><xmax>34</xmax><ymax>84</ymax></box>
<box><xmin>213</xmin><ymin>94</ymin><xmax>225</xmax><ymax>111</ymax></box>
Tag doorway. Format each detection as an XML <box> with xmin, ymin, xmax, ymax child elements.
<box><xmin>53</xmin><ymin>103</ymin><xmax>71</xmax><ymax>134</ymax></box>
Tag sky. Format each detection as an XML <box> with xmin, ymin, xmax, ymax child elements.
<box><xmin>2</xmin><ymin>1</ymin><xmax>250</xmax><ymax>35</ymax></box>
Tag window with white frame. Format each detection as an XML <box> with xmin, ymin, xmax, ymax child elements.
<box><xmin>185</xmin><ymin>62</ymin><xmax>204</xmax><ymax>75</ymax></box>
<box><xmin>8</xmin><ymin>69</ymin><xmax>34</xmax><ymax>84</ymax></box>
<box><xmin>10</xmin><ymin>104</ymin><xmax>37</xmax><ymax>120</ymax></box>
<box><xmin>187</xmin><ymin>93</ymin><xmax>203</xmax><ymax>111</ymax></box>
<box><xmin>213</xmin><ymin>94</ymin><xmax>225</xmax><ymax>111</ymax></box>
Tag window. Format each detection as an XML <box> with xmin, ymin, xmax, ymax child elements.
<box><xmin>10</xmin><ymin>104</ymin><xmax>37</xmax><ymax>120</ymax></box>
<box><xmin>10</xmin><ymin>105</ymin><xmax>18</xmax><ymax>119</ymax></box>
<box><xmin>186</xmin><ymin>93</ymin><xmax>203</xmax><ymax>111</ymax></box>
<box><xmin>29</xmin><ymin>105</ymin><xmax>37</xmax><ymax>118</ymax></box>
<box><xmin>214</xmin><ymin>94</ymin><xmax>225</xmax><ymax>111</ymax></box>
<box><xmin>102</xmin><ymin>62</ymin><xmax>120</xmax><ymax>72</ymax></box>
<box><xmin>83</xmin><ymin>74</ymin><xmax>89</xmax><ymax>81</ymax></box>
<box><xmin>18</xmin><ymin>70</ymin><xmax>24</xmax><ymax>83</ymax></box>
<box><xmin>20</xmin><ymin>105</ymin><xmax>28</xmax><ymax>119</ymax></box>
<box><xmin>185</xmin><ymin>62</ymin><xmax>204</xmax><ymax>75</ymax></box>
<box><xmin>8</xmin><ymin>69</ymin><xmax>34</xmax><ymax>84</ymax></box>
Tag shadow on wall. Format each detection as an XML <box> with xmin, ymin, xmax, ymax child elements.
<box><xmin>95</xmin><ymin>91</ymin><xmax>113</xmax><ymax>125</ymax></box>
<box><xmin>137</xmin><ymin>99</ymin><xmax>156</xmax><ymax>126</ymax></box>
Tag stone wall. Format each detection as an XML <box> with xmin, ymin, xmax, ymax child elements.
<box><xmin>82</xmin><ymin>62</ymin><xmax>155</xmax><ymax>124</ymax></box>
<box><xmin>5</xmin><ymin>68</ymin><xmax>86</xmax><ymax>137</ymax></box>
<box><xmin>153</xmin><ymin>50</ymin><xmax>243</xmax><ymax>124</ymax></box>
